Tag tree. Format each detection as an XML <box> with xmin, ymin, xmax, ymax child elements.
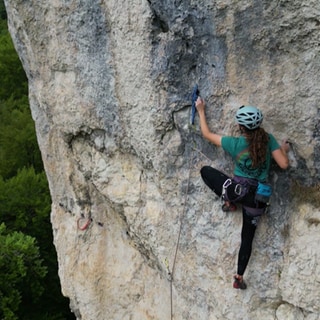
<box><xmin>0</xmin><ymin>167</ymin><xmax>50</xmax><ymax>234</ymax></box>
<box><xmin>0</xmin><ymin>11</ymin><xmax>43</xmax><ymax>179</ymax></box>
<box><xmin>0</xmin><ymin>223</ymin><xmax>47</xmax><ymax>320</ymax></box>
<box><xmin>0</xmin><ymin>0</ymin><xmax>6</xmax><ymax>20</ymax></box>
<box><xmin>0</xmin><ymin>96</ymin><xmax>44</xmax><ymax>179</ymax></box>
<box><xmin>0</xmin><ymin>26</ymin><xmax>28</xmax><ymax>100</ymax></box>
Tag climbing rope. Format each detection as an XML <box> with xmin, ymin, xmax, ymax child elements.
<box><xmin>168</xmin><ymin>85</ymin><xmax>203</xmax><ymax>319</ymax></box>
<box><xmin>169</xmin><ymin>147</ymin><xmax>193</xmax><ymax>320</ymax></box>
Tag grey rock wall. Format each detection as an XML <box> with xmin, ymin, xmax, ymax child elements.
<box><xmin>5</xmin><ymin>0</ymin><xmax>320</xmax><ymax>319</ymax></box>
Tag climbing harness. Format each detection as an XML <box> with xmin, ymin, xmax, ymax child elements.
<box><xmin>221</xmin><ymin>178</ymin><xmax>241</xmax><ymax>212</ymax></box>
<box><xmin>190</xmin><ymin>84</ymin><xmax>199</xmax><ymax>125</ymax></box>
<box><xmin>222</xmin><ymin>178</ymin><xmax>248</xmax><ymax>203</ymax></box>
<box><xmin>220</xmin><ymin>175</ymin><xmax>271</xmax><ymax>216</ymax></box>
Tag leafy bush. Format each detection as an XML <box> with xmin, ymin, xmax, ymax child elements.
<box><xmin>0</xmin><ymin>223</ymin><xmax>47</xmax><ymax>320</ymax></box>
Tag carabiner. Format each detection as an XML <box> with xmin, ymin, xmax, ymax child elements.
<box><xmin>234</xmin><ymin>184</ymin><xmax>242</xmax><ymax>196</ymax></box>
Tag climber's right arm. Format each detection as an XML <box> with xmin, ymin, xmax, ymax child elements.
<box><xmin>196</xmin><ymin>97</ymin><xmax>222</xmax><ymax>147</ymax></box>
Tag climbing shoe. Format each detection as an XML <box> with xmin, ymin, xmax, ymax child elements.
<box><xmin>222</xmin><ymin>202</ymin><xmax>237</xmax><ymax>212</ymax></box>
<box><xmin>233</xmin><ymin>275</ymin><xmax>247</xmax><ymax>290</ymax></box>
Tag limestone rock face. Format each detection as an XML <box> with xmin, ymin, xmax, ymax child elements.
<box><xmin>5</xmin><ymin>0</ymin><xmax>320</xmax><ymax>319</ymax></box>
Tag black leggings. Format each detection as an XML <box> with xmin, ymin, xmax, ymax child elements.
<box><xmin>200</xmin><ymin>166</ymin><xmax>259</xmax><ymax>276</ymax></box>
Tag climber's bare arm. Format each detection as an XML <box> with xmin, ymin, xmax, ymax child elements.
<box><xmin>196</xmin><ymin>97</ymin><xmax>222</xmax><ymax>147</ymax></box>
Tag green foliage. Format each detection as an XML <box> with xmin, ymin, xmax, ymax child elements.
<box><xmin>0</xmin><ymin>223</ymin><xmax>47</xmax><ymax>320</ymax></box>
<box><xmin>0</xmin><ymin>0</ymin><xmax>6</xmax><ymax>20</ymax></box>
<box><xmin>0</xmin><ymin>96</ymin><xmax>44</xmax><ymax>179</ymax></box>
<box><xmin>0</xmin><ymin>167</ymin><xmax>50</xmax><ymax>232</ymax></box>
<box><xmin>0</xmin><ymin>28</ymin><xmax>28</xmax><ymax>100</ymax></box>
<box><xmin>0</xmin><ymin>2</ymin><xmax>42</xmax><ymax>180</ymax></box>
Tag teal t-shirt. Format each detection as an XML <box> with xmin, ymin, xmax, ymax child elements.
<box><xmin>221</xmin><ymin>134</ymin><xmax>280</xmax><ymax>182</ymax></box>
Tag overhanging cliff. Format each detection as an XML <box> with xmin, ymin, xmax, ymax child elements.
<box><xmin>4</xmin><ymin>0</ymin><xmax>320</xmax><ymax>319</ymax></box>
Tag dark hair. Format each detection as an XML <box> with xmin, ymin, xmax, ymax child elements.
<box><xmin>242</xmin><ymin>126</ymin><xmax>269</xmax><ymax>168</ymax></box>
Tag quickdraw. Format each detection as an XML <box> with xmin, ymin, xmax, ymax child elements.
<box><xmin>190</xmin><ymin>84</ymin><xmax>199</xmax><ymax>125</ymax></box>
<box><xmin>77</xmin><ymin>216</ymin><xmax>92</xmax><ymax>231</ymax></box>
<box><xmin>234</xmin><ymin>183</ymin><xmax>243</xmax><ymax>196</ymax></box>
<box><xmin>221</xmin><ymin>178</ymin><xmax>232</xmax><ymax>201</ymax></box>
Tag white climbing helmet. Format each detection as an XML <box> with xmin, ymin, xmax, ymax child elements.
<box><xmin>235</xmin><ymin>105</ymin><xmax>263</xmax><ymax>130</ymax></box>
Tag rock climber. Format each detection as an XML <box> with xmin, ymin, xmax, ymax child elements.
<box><xmin>195</xmin><ymin>97</ymin><xmax>290</xmax><ymax>289</ymax></box>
